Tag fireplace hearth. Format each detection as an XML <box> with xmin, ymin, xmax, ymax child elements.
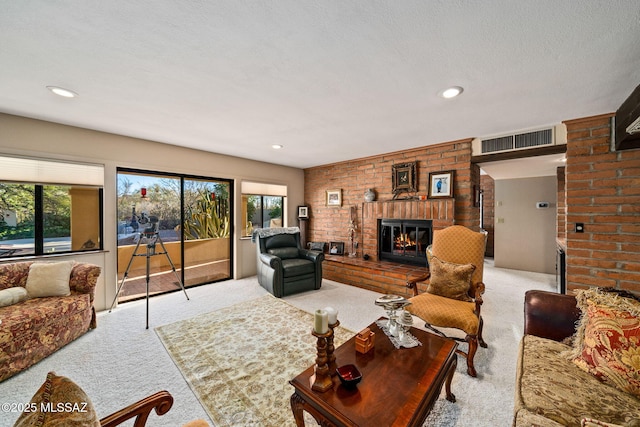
<box><xmin>378</xmin><ymin>219</ymin><xmax>432</xmax><ymax>266</ymax></box>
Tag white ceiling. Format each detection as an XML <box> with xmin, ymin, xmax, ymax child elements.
<box><xmin>1</xmin><ymin>1</ymin><xmax>639</xmax><ymax>172</ymax></box>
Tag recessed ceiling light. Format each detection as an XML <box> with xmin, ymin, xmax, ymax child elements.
<box><xmin>46</xmin><ymin>86</ymin><xmax>78</xmax><ymax>98</ymax></box>
<box><xmin>439</xmin><ymin>86</ymin><xmax>464</xmax><ymax>99</ymax></box>
<box><xmin>272</xmin><ymin>144</ymin><xmax>284</xmax><ymax>149</ymax></box>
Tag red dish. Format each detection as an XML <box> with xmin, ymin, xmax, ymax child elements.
<box><xmin>336</xmin><ymin>364</ymin><xmax>362</xmax><ymax>388</ymax></box>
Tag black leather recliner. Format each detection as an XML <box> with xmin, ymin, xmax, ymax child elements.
<box><xmin>256</xmin><ymin>230</ymin><xmax>324</xmax><ymax>297</ymax></box>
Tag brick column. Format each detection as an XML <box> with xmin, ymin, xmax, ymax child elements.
<box><xmin>564</xmin><ymin>113</ymin><xmax>640</xmax><ymax>294</ymax></box>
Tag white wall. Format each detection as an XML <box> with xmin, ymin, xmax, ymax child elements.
<box><xmin>494</xmin><ymin>176</ymin><xmax>557</xmax><ymax>274</ymax></box>
<box><xmin>0</xmin><ymin>113</ymin><xmax>304</xmax><ymax>310</ymax></box>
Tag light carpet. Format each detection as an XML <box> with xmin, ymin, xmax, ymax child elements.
<box><xmin>0</xmin><ymin>263</ymin><xmax>556</xmax><ymax>427</ymax></box>
<box><xmin>156</xmin><ymin>294</ymin><xmax>355</xmax><ymax>427</ymax></box>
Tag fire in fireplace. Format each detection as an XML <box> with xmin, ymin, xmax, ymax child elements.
<box><xmin>378</xmin><ymin>219</ymin><xmax>432</xmax><ymax>266</ymax></box>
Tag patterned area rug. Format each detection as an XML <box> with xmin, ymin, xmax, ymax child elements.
<box><xmin>155</xmin><ymin>294</ymin><xmax>354</xmax><ymax>426</ymax></box>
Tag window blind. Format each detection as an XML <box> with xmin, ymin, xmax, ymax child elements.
<box><xmin>0</xmin><ymin>155</ymin><xmax>104</xmax><ymax>186</ymax></box>
<box><xmin>241</xmin><ymin>181</ymin><xmax>287</xmax><ymax>196</ymax></box>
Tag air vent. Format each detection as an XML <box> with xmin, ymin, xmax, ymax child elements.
<box><xmin>514</xmin><ymin>128</ymin><xmax>553</xmax><ymax>149</ymax></box>
<box><xmin>474</xmin><ymin>125</ymin><xmax>566</xmax><ymax>155</ymax></box>
<box><xmin>482</xmin><ymin>136</ymin><xmax>513</xmax><ymax>153</ymax></box>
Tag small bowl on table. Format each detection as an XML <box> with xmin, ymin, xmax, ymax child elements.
<box><xmin>336</xmin><ymin>364</ymin><xmax>362</xmax><ymax>389</ymax></box>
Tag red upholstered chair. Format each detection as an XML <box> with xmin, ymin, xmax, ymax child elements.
<box><xmin>406</xmin><ymin>225</ymin><xmax>488</xmax><ymax>377</ymax></box>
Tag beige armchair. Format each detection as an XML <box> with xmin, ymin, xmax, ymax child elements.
<box><xmin>406</xmin><ymin>225</ymin><xmax>487</xmax><ymax>377</ymax></box>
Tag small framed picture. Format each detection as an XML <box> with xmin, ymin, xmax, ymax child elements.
<box><xmin>326</xmin><ymin>189</ymin><xmax>342</xmax><ymax>207</ymax></box>
<box><xmin>428</xmin><ymin>170</ymin><xmax>455</xmax><ymax>199</ymax></box>
<box><xmin>329</xmin><ymin>241</ymin><xmax>344</xmax><ymax>255</ymax></box>
<box><xmin>298</xmin><ymin>206</ymin><xmax>309</xmax><ymax>218</ymax></box>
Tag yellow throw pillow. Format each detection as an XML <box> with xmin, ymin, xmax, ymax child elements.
<box><xmin>0</xmin><ymin>287</ymin><xmax>28</xmax><ymax>308</ymax></box>
<box><xmin>426</xmin><ymin>255</ymin><xmax>475</xmax><ymax>302</ymax></box>
<box><xmin>25</xmin><ymin>261</ymin><xmax>74</xmax><ymax>298</ymax></box>
<box><xmin>13</xmin><ymin>371</ymin><xmax>99</xmax><ymax>427</ymax></box>
<box><xmin>570</xmin><ymin>287</ymin><xmax>640</xmax><ymax>399</ymax></box>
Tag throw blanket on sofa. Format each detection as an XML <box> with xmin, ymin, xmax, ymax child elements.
<box><xmin>251</xmin><ymin>227</ymin><xmax>300</xmax><ymax>243</ymax></box>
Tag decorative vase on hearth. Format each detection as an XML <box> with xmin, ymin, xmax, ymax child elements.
<box><xmin>364</xmin><ymin>188</ymin><xmax>376</xmax><ymax>202</ymax></box>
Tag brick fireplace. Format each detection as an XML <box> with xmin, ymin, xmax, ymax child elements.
<box><xmin>321</xmin><ymin>199</ymin><xmax>455</xmax><ymax>296</ymax></box>
<box><xmin>359</xmin><ymin>199</ymin><xmax>455</xmax><ymax>262</ymax></box>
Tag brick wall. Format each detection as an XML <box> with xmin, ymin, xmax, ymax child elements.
<box><xmin>564</xmin><ymin>113</ymin><xmax>640</xmax><ymax>294</ymax></box>
<box><xmin>557</xmin><ymin>166</ymin><xmax>566</xmax><ymax>242</ymax></box>
<box><xmin>480</xmin><ymin>174</ymin><xmax>495</xmax><ymax>257</ymax></box>
<box><xmin>303</xmin><ymin>138</ymin><xmax>480</xmax><ymax>258</ymax></box>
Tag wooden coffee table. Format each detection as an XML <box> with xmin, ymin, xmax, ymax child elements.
<box><xmin>289</xmin><ymin>318</ymin><xmax>457</xmax><ymax>427</ymax></box>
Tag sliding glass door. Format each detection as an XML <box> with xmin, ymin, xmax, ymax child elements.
<box><xmin>116</xmin><ymin>169</ymin><xmax>232</xmax><ymax>303</ymax></box>
<box><xmin>182</xmin><ymin>177</ymin><xmax>231</xmax><ymax>286</ymax></box>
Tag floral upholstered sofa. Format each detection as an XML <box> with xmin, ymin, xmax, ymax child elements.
<box><xmin>0</xmin><ymin>260</ymin><xmax>101</xmax><ymax>382</ymax></box>
<box><xmin>513</xmin><ymin>288</ymin><xmax>640</xmax><ymax>427</ymax></box>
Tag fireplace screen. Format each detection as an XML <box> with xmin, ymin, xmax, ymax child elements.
<box><xmin>378</xmin><ymin>219</ymin><xmax>432</xmax><ymax>266</ymax></box>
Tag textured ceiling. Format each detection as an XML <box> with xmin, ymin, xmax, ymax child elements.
<box><xmin>1</xmin><ymin>1</ymin><xmax>639</xmax><ymax>171</ymax></box>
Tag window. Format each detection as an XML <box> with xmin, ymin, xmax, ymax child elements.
<box><xmin>241</xmin><ymin>181</ymin><xmax>287</xmax><ymax>238</ymax></box>
<box><xmin>242</xmin><ymin>195</ymin><xmax>284</xmax><ymax>237</ymax></box>
<box><xmin>0</xmin><ymin>183</ymin><xmax>35</xmax><ymax>256</ymax></box>
<box><xmin>0</xmin><ymin>156</ymin><xmax>103</xmax><ymax>258</ymax></box>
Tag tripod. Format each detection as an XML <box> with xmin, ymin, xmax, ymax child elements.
<box><xmin>110</xmin><ymin>230</ymin><xmax>189</xmax><ymax>329</ymax></box>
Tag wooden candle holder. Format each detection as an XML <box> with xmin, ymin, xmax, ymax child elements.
<box><xmin>327</xmin><ymin>320</ymin><xmax>339</xmax><ymax>377</ymax></box>
<box><xmin>311</xmin><ymin>329</ymin><xmax>334</xmax><ymax>392</ymax></box>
